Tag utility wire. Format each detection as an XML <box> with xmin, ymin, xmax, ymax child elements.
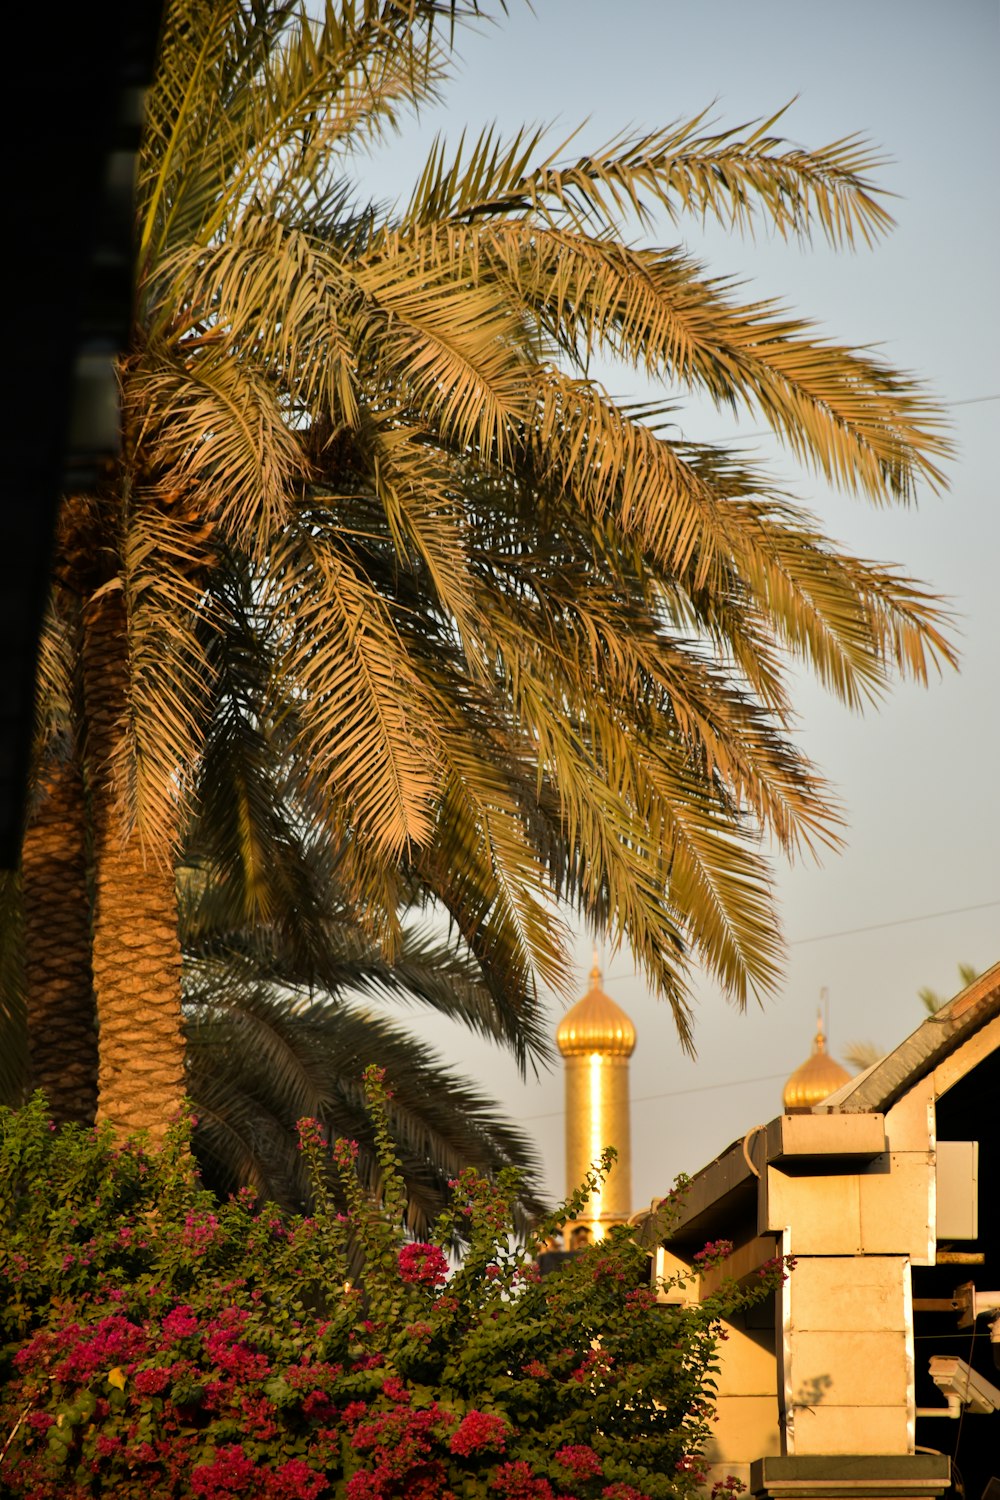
<box><xmin>789</xmin><ymin>899</ymin><xmax>1000</xmax><ymax>948</ymax></box>
<box><xmin>519</xmin><ymin>1071</ymin><xmax>790</xmax><ymax>1123</ymax></box>
<box><xmin>600</xmin><ymin>898</ymin><xmax>999</xmax><ymax>983</ymax></box>
<box><xmin>724</xmin><ymin>391</ymin><xmax>999</xmax><ymax>440</ymax></box>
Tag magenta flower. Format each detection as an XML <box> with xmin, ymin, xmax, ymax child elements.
<box><xmin>693</xmin><ymin>1238</ymin><xmax>734</xmax><ymax>1265</ymax></box>
<box><xmin>333</xmin><ymin>1136</ymin><xmax>360</xmax><ymax>1170</ymax></box>
<box><xmin>190</xmin><ymin>1444</ymin><xmax>260</xmax><ymax>1496</ymax></box>
<box><xmin>295</xmin><ymin>1117</ymin><xmax>327</xmax><ymax>1152</ymax></box>
<box><xmin>492</xmin><ymin>1460</ymin><xmax>555</xmax><ymax>1499</ymax></box>
<box><xmin>555</xmin><ymin>1443</ymin><xmax>603</xmax><ymax>1481</ymax></box>
<box><xmin>397</xmin><ymin>1241</ymin><xmax>449</xmax><ymax>1288</ymax></box>
<box><xmin>271</xmin><ymin>1459</ymin><xmax>325</xmax><ymax>1500</ymax></box>
<box><xmin>182</xmin><ymin>1209</ymin><xmax>221</xmax><ymax>1254</ymax></box>
<box><xmin>162</xmin><ymin>1304</ymin><xmax>199</xmax><ymax>1341</ymax></box>
<box><xmin>449</xmin><ymin>1409</ymin><xmax>508</xmax><ymax>1456</ymax></box>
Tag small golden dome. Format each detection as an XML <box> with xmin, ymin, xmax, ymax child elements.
<box><xmin>783</xmin><ymin>1011</ymin><xmax>850</xmax><ymax>1112</ymax></box>
<box><xmin>556</xmin><ymin>961</ymin><xmax>636</xmax><ymax>1058</ymax></box>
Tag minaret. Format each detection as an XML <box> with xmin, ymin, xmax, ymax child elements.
<box><xmin>556</xmin><ymin>957</ymin><xmax>636</xmax><ymax>1242</ymax></box>
<box><xmin>783</xmin><ymin>1009</ymin><xmax>851</xmax><ymax>1113</ymax></box>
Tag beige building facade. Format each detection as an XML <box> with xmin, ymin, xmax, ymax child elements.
<box><xmin>648</xmin><ymin>963</ymin><xmax>1000</xmax><ymax>1500</ymax></box>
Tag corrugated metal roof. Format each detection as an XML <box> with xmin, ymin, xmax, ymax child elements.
<box><xmin>819</xmin><ymin>960</ymin><xmax>1000</xmax><ymax>1116</ymax></box>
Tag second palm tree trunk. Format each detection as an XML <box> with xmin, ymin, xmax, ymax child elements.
<box><xmin>83</xmin><ymin>588</ymin><xmax>186</xmax><ymax>1138</ymax></box>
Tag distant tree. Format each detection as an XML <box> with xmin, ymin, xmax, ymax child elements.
<box><xmin>842</xmin><ymin>1038</ymin><xmax>882</xmax><ymax>1074</ymax></box>
<box><xmin>917</xmin><ymin>961</ymin><xmax>981</xmax><ymax>1016</ymax></box>
<box><xmin>844</xmin><ymin>962</ymin><xmax>982</xmax><ymax>1073</ymax></box>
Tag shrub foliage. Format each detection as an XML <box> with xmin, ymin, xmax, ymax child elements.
<box><xmin>1</xmin><ymin>1071</ymin><xmax>775</xmax><ymax>1498</ymax></box>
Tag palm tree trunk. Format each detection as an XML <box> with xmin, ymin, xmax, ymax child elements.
<box><xmin>83</xmin><ymin>588</ymin><xmax>186</xmax><ymax>1139</ymax></box>
<box><xmin>21</xmin><ymin>750</ymin><xmax>98</xmax><ymax>1125</ymax></box>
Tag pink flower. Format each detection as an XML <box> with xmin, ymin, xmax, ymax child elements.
<box><xmin>51</xmin><ymin>1314</ymin><xmax>147</xmax><ymax>1380</ymax></box>
<box><xmin>693</xmin><ymin>1238</ymin><xmax>733</xmax><ymax>1265</ymax></box>
<box><xmin>296</xmin><ymin>1117</ymin><xmax>327</xmax><ymax>1152</ymax></box>
<box><xmin>190</xmin><ymin>1444</ymin><xmax>259</xmax><ymax>1496</ymax></box>
<box><xmin>163</xmin><ymin>1305</ymin><xmax>199</xmax><ymax>1341</ymax></box>
<box><xmin>555</xmin><ymin>1444</ymin><xmax>603</xmax><ymax>1481</ymax></box>
<box><xmin>571</xmin><ymin>1349</ymin><xmax>613</xmax><ymax>1385</ymax></box>
<box><xmin>182</xmin><ymin>1209</ymin><xmax>221</xmax><ymax>1254</ymax></box>
<box><xmin>333</xmin><ymin>1137</ymin><xmax>359</xmax><ymax>1170</ymax></box>
<box><xmin>397</xmin><ymin>1242</ymin><xmax>449</xmax><ymax>1288</ymax></box>
<box><xmin>271</xmin><ymin>1459</ymin><xmax>325</xmax><ymax>1500</ymax></box>
<box><xmin>449</xmin><ymin>1409</ymin><xmax>508</xmax><ymax>1456</ymax></box>
<box><xmin>757</xmin><ymin>1253</ymin><xmax>796</xmax><ymax>1282</ymax></box>
<box><xmin>493</xmin><ymin>1460</ymin><xmax>555</xmax><ymax>1499</ymax></box>
<box><xmin>592</xmin><ymin>1257</ymin><xmax>627</xmax><ymax>1284</ymax></box>
<box><xmin>302</xmin><ymin>1389</ymin><xmax>335</xmax><ymax>1422</ymax></box>
<box><xmin>362</xmin><ymin>1064</ymin><xmax>391</xmax><ymax>1097</ymax></box>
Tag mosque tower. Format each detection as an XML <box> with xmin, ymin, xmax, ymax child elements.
<box><xmin>782</xmin><ymin>1008</ymin><xmax>851</xmax><ymax>1113</ymax></box>
<box><xmin>556</xmin><ymin>957</ymin><xmax>636</xmax><ymax>1242</ymax></box>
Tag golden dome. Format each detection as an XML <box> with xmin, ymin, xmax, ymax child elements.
<box><xmin>556</xmin><ymin>962</ymin><xmax>636</xmax><ymax>1058</ymax></box>
<box><xmin>783</xmin><ymin>1012</ymin><xmax>850</xmax><ymax>1112</ymax></box>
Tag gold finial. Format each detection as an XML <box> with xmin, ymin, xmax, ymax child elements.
<box><xmin>556</xmin><ymin>959</ymin><xmax>636</xmax><ymax>1058</ymax></box>
<box><xmin>782</xmin><ymin>998</ymin><xmax>849</xmax><ymax>1112</ymax></box>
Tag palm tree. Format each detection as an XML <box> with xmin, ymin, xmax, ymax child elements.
<box><xmin>184</xmin><ymin>929</ymin><xmax>546</xmax><ymax>1230</ymax></box>
<box><xmin>918</xmin><ymin>962</ymin><xmax>980</xmax><ymax>1016</ymax></box>
<box><xmin>845</xmin><ymin>962</ymin><xmax>984</xmax><ymax>1071</ymax></box>
<box><xmin>7</xmin><ymin>572</ymin><xmax>547</xmax><ymax>1210</ymax></box>
<box><xmin>23</xmin><ymin>0</ymin><xmax>955</xmax><ymax>1136</ymax></box>
<box><xmin>178</xmin><ymin>590</ymin><xmax>548</xmax><ymax>1215</ymax></box>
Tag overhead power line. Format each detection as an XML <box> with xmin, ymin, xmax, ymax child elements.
<box><xmin>731</xmin><ymin>391</ymin><xmax>999</xmax><ymax>440</ymax></box>
<box><xmin>789</xmin><ymin>899</ymin><xmax>1000</xmax><ymax>948</ymax></box>
<box><xmin>601</xmin><ymin>899</ymin><xmax>999</xmax><ymax>985</ymax></box>
<box><xmin>520</xmin><ymin>1070</ymin><xmax>790</xmax><ymax>1123</ymax></box>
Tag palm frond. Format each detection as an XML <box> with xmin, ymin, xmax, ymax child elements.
<box><xmin>400</xmin><ymin>106</ymin><xmax>896</xmax><ymax>247</ymax></box>
<box><xmin>270</xmin><ymin>526</ymin><xmax>442</xmax><ymax>854</ymax></box>
<box><xmin>132</xmin><ymin>349</ymin><xmax>302</xmax><ymax>553</ymax></box>
<box><xmin>185</xmin><ymin>980</ymin><xmax>543</xmax><ymax>1231</ymax></box>
<box><xmin>115</xmin><ymin>510</ymin><xmax>216</xmax><ymax>850</ymax></box>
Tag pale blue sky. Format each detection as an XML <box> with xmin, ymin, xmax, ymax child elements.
<box><xmin>361</xmin><ymin>0</ymin><xmax>999</xmax><ymax>1209</ymax></box>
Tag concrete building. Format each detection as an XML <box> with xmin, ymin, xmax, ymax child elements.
<box><xmin>647</xmin><ymin>962</ymin><xmax>1000</xmax><ymax>1500</ymax></box>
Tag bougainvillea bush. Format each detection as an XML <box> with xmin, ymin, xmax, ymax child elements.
<box><xmin>1</xmin><ymin>1070</ymin><xmax>777</xmax><ymax>1498</ymax></box>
